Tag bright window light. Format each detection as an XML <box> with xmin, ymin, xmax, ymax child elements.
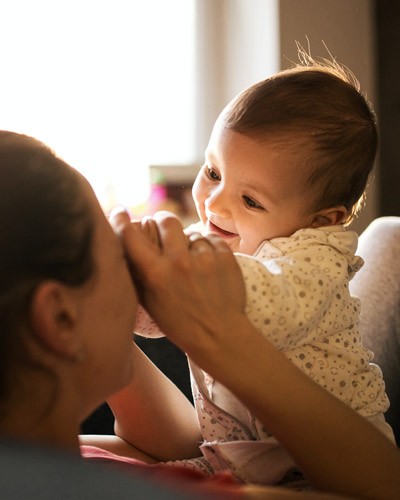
<box><xmin>0</xmin><ymin>0</ymin><xmax>195</xmax><ymax>213</ymax></box>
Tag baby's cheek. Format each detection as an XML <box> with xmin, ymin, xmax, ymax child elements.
<box><xmin>240</xmin><ymin>237</ymin><xmax>264</xmax><ymax>256</ymax></box>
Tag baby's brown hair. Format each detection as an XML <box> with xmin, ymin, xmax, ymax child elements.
<box><xmin>222</xmin><ymin>53</ymin><xmax>377</xmax><ymax>224</ymax></box>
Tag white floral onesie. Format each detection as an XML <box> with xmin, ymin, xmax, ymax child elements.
<box><xmin>134</xmin><ymin>225</ymin><xmax>394</xmax><ymax>485</ymax></box>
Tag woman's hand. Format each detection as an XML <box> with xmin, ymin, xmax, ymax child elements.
<box><xmin>110</xmin><ymin>208</ymin><xmax>161</xmax><ymax>248</ymax></box>
<box><xmin>110</xmin><ymin>209</ymin><xmax>247</xmax><ymax>366</ymax></box>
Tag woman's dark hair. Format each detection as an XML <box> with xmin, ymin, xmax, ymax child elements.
<box><xmin>223</xmin><ymin>56</ymin><xmax>378</xmax><ymax>223</ymax></box>
<box><xmin>0</xmin><ymin>131</ymin><xmax>95</xmax><ymax>397</ymax></box>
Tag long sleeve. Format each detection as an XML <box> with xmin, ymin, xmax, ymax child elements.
<box><xmin>134</xmin><ymin>305</ymin><xmax>166</xmax><ymax>338</ymax></box>
<box><xmin>235</xmin><ymin>246</ymin><xmax>354</xmax><ymax>351</ymax></box>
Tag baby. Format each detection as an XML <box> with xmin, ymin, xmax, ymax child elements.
<box><xmin>134</xmin><ymin>56</ymin><xmax>394</xmax><ymax>485</ymax></box>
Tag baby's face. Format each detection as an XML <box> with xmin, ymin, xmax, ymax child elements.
<box><xmin>192</xmin><ymin>119</ymin><xmax>317</xmax><ymax>255</ymax></box>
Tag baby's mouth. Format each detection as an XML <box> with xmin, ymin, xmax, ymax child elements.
<box><xmin>208</xmin><ymin>220</ymin><xmax>237</xmax><ymax>238</ymax></box>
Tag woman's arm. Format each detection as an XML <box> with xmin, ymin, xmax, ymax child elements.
<box><xmin>212</xmin><ymin>321</ymin><xmax>400</xmax><ymax>500</ymax></box>
<box><xmin>82</xmin><ymin>341</ymin><xmax>200</xmax><ymax>462</ymax></box>
<box><xmin>107</xmin><ymin>342</ymin><xmax>201</xmax><ymax>462</ymax></box>
<box><xmin>114</xmin><ymin>210</ymin><xmax>400</xmax><ymax>500</ymax></box>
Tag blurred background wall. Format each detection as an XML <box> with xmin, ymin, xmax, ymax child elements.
<box><xmin>2</xmin><ymin>1</ymin><xmax>394</xmax><ymax>234</ymax></box>
<box><xmin>279</xmin><ymin>0</ymin><xmax>378</xmax><ymax>235</ymax></box>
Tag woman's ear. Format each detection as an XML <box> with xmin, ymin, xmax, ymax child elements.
<box><xmin>29</xmin><ymin>282</ymin><xmax>82</xmax><ymax>361</ymax></box>
<box><xmin>310</xmin><ymin>206</ymin><xmax>348</xmax><ymax>228</ymax></box>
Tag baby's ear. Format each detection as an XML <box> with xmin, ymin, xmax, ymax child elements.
<box><xmin>310</xmin><ymin>206</ymin><xmax>348</xmax><ymax>228</ymax></box>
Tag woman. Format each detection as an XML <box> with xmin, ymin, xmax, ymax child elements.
<box><xmin>0</xmin><ymin>131</ymin><xmax>233</xmax><ymax>499</ymax></box>
<box><xmin>0</xmin><ymin>131</ymin><xmax>199</xmax><ymax>461</ymax></box>
<box><xmin>0</xmin><ymin>130</ymin><xmax>399</xmax><ymax>499</ymax></box>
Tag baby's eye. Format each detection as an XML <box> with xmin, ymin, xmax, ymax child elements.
<box><xmin>243</xmin><ymin>195</ymin><xmax>264</xmax><ymax>210</ymax></box>
<box><xmin>205</xmin><ymin>166</ymin><xmax>221</xmax><ymax>181</ymax></box>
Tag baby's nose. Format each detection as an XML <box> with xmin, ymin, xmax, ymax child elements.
<box><xmin>206</xmin><ymin>188</ymin><xmax>231</xmax><ymax>218</ymax></box>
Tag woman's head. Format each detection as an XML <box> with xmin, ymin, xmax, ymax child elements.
<box><xmin>0</xmin><ymin>132</ymin><xmax>94</xmax><ymax>392</ymax></box>
<box><xmin>0</xmin><ymin>132</ymin><xmax>94</xmax><ymax>305</ymax></box>
<box><xmin>0</xmin><ymin>131</ymin><xmax>136</xmax><ymax>424</ymax></box>
<box><xmin>221</xmin><ymin>58</ymin><xmax>378</xmax><ymax>225</ymax></box>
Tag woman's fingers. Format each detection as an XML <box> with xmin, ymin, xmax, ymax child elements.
<box><xmin>188</xmin><ymin>233</ymin><xmax>215</xmax><ymax>252</ymax></box>
<box><xmin>153</xmin><ymin>211</ymin><xmax>188</xmax><ymax>254</ymax></box>
<box><xmin>109</xmin><ymin>208</ymin><xmax>162</xmax><ymax>279</ymax></box>
<box><xmin>108</xmin><ymin>206</ymin><xmax>131</xmax><ymax>235</ymax></box>
<box><xmin>109</xmin><ymin>210</ymin><xmax>191</xmax><ymax>291</ymax></box>
<box><xmin>204</xmin><ymin>233</ymin><xmax>233</xmax><ymax>253</ymax></box>
<box><xmin>140</xmin><ymin>216</ymin><xmax>161</xmax><ymax>247</ymax></box>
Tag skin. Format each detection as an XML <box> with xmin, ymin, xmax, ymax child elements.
<box><xmin>192</xmin><ymin>116</ymin><xmax>347</xmax><ymax>254</ymax></box>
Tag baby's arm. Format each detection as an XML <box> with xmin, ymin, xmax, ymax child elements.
<box><xmin>134</xmin><ymin>305</ymin><xmax>165</xmax><ymax>338</ymax></box>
